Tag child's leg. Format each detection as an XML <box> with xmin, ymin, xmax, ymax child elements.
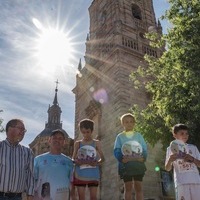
<box><xmin>89</xmin><ymin>186</ymin><xmax>98</xmax><ymax>200</ymax></box>
<box><xmin>177</xmin><ymin>184</ymin><xmax>200</xmax><ymax>200</ymax></box>
<box><xmin>176</xmin><ymin>185</ymin><xmax>190</xmax><ymax>200</ymax></box>
<box><xmin>70</xmin><ymin>184</ymin><xmax>76</xmax><ymax>200</ymax></box>
<box><xmin>124</xmin><ymin>181</ymin><xmax>133</xmax><ymax>200</ymax></box>
<box><xmin>133</xmin><ymin>181</ymin><xmax>143</xmax><ymax>200</ymax></box>
<box><xmin>190</xmin><ymin>184</ymin><xmax>200</xmax><ymax>200</ymax></box>
<box><xmin>77</xmin><ymin>186</ymin><xmax>86</xmax><ymax>200</ymax></box>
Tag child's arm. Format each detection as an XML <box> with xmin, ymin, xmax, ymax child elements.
<box><xmin>114</xmin><ymin>148</ymin><xmax>123</xmax><ymax>162</ymax></box>
<box><xmin>184</xmin><ymin>154</ymin><xmax>200</xmax><ymax>168</ymax></box>
<box><xmin>139</xmin><ymin>134</ymin><xmax>147</xmax><ymax>161</ymax></box>
<box><xmin>96</xmin><ymin>140</ymin><xmax>105</xmax><ymax>165</ymax></box>
<box><xmin>113</xmin><ymin>134</ymin><xmax>123</xmax><ymax>162</ymax></box>
<box><xmin>72</xmin><ymin>141</ymin><xmax>81</xmax><ymax>165</ymax></box>
<box><xmin>165</xmin><ymin>154</ymin><xmax>177</xmax><ymax>171</ymax></box>
<box><xmin>72</xmin><ymin>141</ymin><xmax>79</xmax><ymax>160</ymax></box>
<box><xmin>193</xmin><ymin>158</ymin><xmax>200</xmax><ymax>168</ymax></box>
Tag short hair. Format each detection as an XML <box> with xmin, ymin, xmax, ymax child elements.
<box><xmin>172</xmin><ymin>123</ymin><xmax>188</xmax><ymax>134</ymax></box>
<box><xmin>120</xmin><ymin>113</ymin><xmax>135</xmax><ymax>123</ymax></box>
<box><xmin>51</xmin><ymin>129</ymin><xmax>65</xmax><ymax>137</ymax></box>
<box><xmin>6</xmin><ymin>119</ymin><xmax>23</xmax><ymax>132</ymax></box>
<box><xmin>79</xmin><ymin>119</ymin><xmax>94</xmax><ymax>131</ymax></box>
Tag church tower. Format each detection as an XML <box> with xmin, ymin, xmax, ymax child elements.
<box><xmin>30</xmin><ymin>81</ymin><xmax>73</xmax><ymax>157</ymax></box>
<box><xmin>73</xmin><ymin>0</ymin><xmax>164</xmax><ymax>199</ymax></box>
<box><xmin>46</xmin><ymin>80</ymin><xmax>62</xmax><ymax>130</ymax></box>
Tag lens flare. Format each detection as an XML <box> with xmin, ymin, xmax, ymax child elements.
<box><xmin>93</xmin><ymin>88</ymin><xmax>108</xmax><ymax>104</ymax></box>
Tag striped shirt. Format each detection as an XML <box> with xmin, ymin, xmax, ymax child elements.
<box><xmin>0</xmin><ymin>139</ymin><xmax>34</xmax><ymax>195</ymax></box>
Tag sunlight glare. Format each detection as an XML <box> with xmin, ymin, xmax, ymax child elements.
<box><xmin>33</xmin><ymin>18</ymin><xmax>73</xmax><ymax>70</ymax></box>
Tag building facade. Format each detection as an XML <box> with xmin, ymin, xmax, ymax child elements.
<box><xmin>73</xmin><ymin>0</ymin><xmax>169</xmax><ymax>199</ymax></box>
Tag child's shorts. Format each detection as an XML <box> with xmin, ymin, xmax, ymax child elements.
<box><xmin>122</xmin><ymin>174</ymin><xmax>144</xmax><ymax>182</ymax></box>
<box><xmin>73</xmin><ymin>176</ymin><xmax>99</xmax><ymax>187</ymax></box>
<box><xmin>176</xmin><ymin>184</ymin><xmax>200</xmax><ymax>200</ymax></box>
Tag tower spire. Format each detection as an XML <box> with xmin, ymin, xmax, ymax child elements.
<box><xmin>53</xmin><ymin>79</ymin><xmax>59</xmax><ymax>105</ymax></box>
<box><xmin>46</xmin><ymin>80</ymin><xmax>62</xmax><ymax>129</ymax></box>
<box><xmin>78</xmin><ymin>58</ymin><xmax>82</xmax><ymax>71</ymax></box>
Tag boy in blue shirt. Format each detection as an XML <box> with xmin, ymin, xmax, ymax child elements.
<box><xmin>114</xmin><ymin>113</ymin><xmax>147</xmax><ymax>200</ymax></box>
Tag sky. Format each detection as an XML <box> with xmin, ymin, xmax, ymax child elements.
<box><xmin>0</xmin><ymin>0</ymin><xmax>170</xmax><ymax>147</ymax></box>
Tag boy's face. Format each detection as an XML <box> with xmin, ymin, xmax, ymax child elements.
<box><xmin>122</xmin><ymin>116</ymin><xmax>135</xmax><ymax>132</ymax></box>
<box><xmin>80</xmin><ymin>128</ymin><xmax>93</xmax><ymax>140</ymax></box>
<box><xmin>173</xmin><ymin>129</ymin><xmax>189</xmax><ymax>143</ymax></box>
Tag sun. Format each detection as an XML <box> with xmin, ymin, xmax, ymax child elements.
<box><xmin>33</xmin><ymin>18</ymin><xmax>74</xmax><ymax>69</ymax></box>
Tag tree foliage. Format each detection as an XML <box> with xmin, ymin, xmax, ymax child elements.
<box><xmin>131</xmin><ymin>0</ymin><xmax>200</xmax><ymax>149</ymax></box>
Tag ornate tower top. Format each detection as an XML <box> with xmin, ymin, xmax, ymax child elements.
<box><xmin>29</xmin><ymin>81</ymin><xmax>71</xmax><ymax>156</ymax></box>
<box><xmin>53</xmin><ymin>79</ymin><xmax>59</xmax><ymax>105</ymax></box>
<box><xmin>46</xmin><ymin>80</ymin><xmax>62</xmax><ymax>129</ymax></box>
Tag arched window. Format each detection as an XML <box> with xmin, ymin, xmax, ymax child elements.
<box><xmin>132</xmin><ymin>4</ymin><xmax>142</xmax><ymax>20</ymax></box>
<box><xmin>100</xmin><ymin>10</ymin><xmax>107</xmax><ymax>25</ymax></box>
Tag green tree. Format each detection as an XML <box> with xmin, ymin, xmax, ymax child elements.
<box><xmin>131</xmin><ymin>0</ymin><xmax>200</xmax><ymax>149</ymax></box>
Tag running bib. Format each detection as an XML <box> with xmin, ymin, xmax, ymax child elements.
<box><xmin>177</xmin><ymin>159</ymin><xmax>197</xmax><ymax>173</ymax></box>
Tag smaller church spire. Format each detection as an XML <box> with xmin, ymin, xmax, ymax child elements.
<box><xmin>78</xmin><ymin>58</ymin><xmax>82</xmax><ymax>71</ymax></box>
<box><xmin>53</xmin><ymin>79</ymin><xmax>59</xmax><ymax>105</ymax></box>
<box><xmin>157</xmin><ymin>19</ymin><xmax>163</xmax><ymax>34</ymax></box>
<box><xmin>86</xmin><ymin>33</ymin><xmax>90</xmax><ymax>41</ymax></box>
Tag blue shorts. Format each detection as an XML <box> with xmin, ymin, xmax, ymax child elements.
<box><xmin>122</xmin><ymin>174</ymin><xmax>144</xmax><ymax>182</ymax></box>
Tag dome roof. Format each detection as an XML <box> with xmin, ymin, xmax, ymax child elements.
<box><xmin>30</xmin><ymin>128</ymin><xmax>70</xmax><ymax>146</ymax></box>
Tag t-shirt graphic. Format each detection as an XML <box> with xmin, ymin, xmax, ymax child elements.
<box><xmin>170</xmin><ymin>139</ymin><xmax>188</xmax><ymax>158</ymax></box>
<box><xmin>77</xmin><ymin>145</ymin><xmax>97</xmax><ymax>169</ymax></box>
<box><xmin>41</xmin><ymin>182</ymin><xmax>50</xmax><ymax>199</ymax></box>
<box><xmin>170</xmin><ymin>140</ymin><xmax>196</xmax><ymax>173</ymax></box>
<box><xmin>121</xmin><ymin>141</ymin><xmax>143</xmax><ymax>158</ymax></box>
<box><xmin>34</xmin><ymin>180</ymin><xmax>69</xmax><ymax>200</ymax></box>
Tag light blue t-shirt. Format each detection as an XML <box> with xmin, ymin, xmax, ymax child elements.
<box><xmin>114</xmin><ymin>131</ymin><xmax>147</xmax><ymax>176</ymax></box>
<box><xmin>114</xmin><ymin>131</ymin><xmax>147</xmax><ymax>160</ymax></box>
<box><xmin>34</xmin><ymin>152</ymin><xmax>73</xmax><ymax>200</ymax></box>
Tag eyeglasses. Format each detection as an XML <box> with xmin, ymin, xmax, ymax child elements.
<box><xmin>13</xmin><ymin>126</ymin><xmax>27</xmax><ymax>133</ymax></box>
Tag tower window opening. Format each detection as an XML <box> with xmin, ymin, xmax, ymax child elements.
<box><xmin>130</xmin><ymin>41</ymin><xmax>133</xmax><ymax>48</ymax></box>
<box><xmin>132</xmin><ymin>4</ymin><xmax>142</xmax><ymax>20</ymax></box>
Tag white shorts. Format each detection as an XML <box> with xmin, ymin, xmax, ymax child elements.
<box><xmin>176</xmin><ymin>184</ymin><xmax>200</xmax><ymax>200</ymax></box>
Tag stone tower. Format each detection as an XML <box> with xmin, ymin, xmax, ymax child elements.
<box><xmin>73</xmin><ymin>0</ymin><xmax>164</xmax><ymax>199</ymax></box>
<box><xmin>30</xmin><ymin>81</ymin><xmax>73</xmax><ymax>156</ymax></box>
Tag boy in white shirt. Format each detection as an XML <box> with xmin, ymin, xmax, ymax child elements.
<box><xmin>165</xmin><ymin>123</ymin><xmax>200</xmax><ymax>200</ymax></box>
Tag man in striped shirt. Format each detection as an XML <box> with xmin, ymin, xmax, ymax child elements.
<box><xmin>0</xmin><ymin>119</ymin><xmax>34</xmax><ymax>200</ymax></box>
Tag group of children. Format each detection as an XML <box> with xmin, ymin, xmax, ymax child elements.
<box><xmin>71</xmin><ymin>113</ymin><xmax>200</xmax><ymax>200</ymax></box>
